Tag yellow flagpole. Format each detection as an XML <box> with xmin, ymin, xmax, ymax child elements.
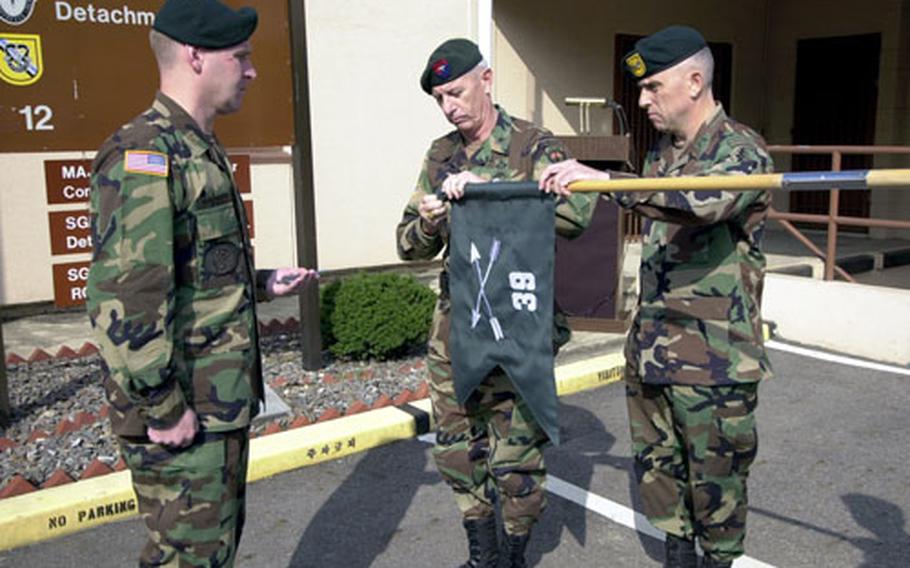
<box><xmin>565</xmin><ymin>169</ymin><xmax>910</xmax><ymax>193</ymax></box>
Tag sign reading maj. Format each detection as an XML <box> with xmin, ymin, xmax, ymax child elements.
<box><xmin>0</xmin><ymin>0</ymin><xmax>293</xmax><ymax>151</ymax></box>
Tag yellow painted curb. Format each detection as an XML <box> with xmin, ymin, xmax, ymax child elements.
<box><xmin>248</xmin><ymin>399</ymin><xmax>434</xmax><ymax>482</ymax></box>
<box><xmin>0</xmin><ymin>471</ymin><xmax>136</xmax><ymax>551</ymax></box>
<box><xmin>762</xmin><ymin>321</ymin><xmax>775</xmax><ymax>342</ymax></box>
<box><xmin>0</xmin><ymin>351</ymin><xmax>623</xmax><ymax>552</ymax></box>
<box><xmin>555</xmin><ymin>352</ymin><xmax>626</xmax><ymax>396</ymax></box>
<box><xmin>0</xmin><ymin>399</ymin><xmax>439</xmax><ymax>552</ymax></box>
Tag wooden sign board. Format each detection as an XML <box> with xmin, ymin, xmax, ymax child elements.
<box><xmin>50</xmin><ymin>209</ymin><xmax>257</xmax><ymax>308</ymax></box>
<box><xmin>45</xmin><ymin>154</ymin><xmax>254</xmax><ymax>307</ymax></box>
<box><xmin>52</xmin><ymin>260</ymin><xmax>90</xmax><ymax>308</ymax></box>
<box><xmin>1</xmin><ymin>1</ymin><xmax>292</xmax><ymax>152</ymax></box>
<box><xmin>48</xmin><ymin>209</ymin><xmax>91</xmax><ymax>255</ymax></box>
<box><xmin>44</xmin><ymin>159</ymin><xmax>93</xmax><ymax>204</ymax></box>
<box><xmin>44</xmin><ymin>155</ymin><xmax>252</xmax><ymax>204</ymax></box>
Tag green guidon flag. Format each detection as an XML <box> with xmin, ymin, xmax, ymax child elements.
<box><xmin>448</xmin><ymin>183</ymin><xmax>560</xmax><ymax>443</ymax></box>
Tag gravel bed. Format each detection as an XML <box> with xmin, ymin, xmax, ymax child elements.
<box><xmin>261</xmin><ymin>334</ymin><xmax>427</xmax><ymax>422</ymax></box>
<box><xmin>0</xmin><ymin>333</ymin><xmax>427</xmax><ymax>489</ymax></box>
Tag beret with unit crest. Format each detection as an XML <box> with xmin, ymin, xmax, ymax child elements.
<box><xmin>420</xmin><ymin>38</ymin><xmax>484</xmax><ymax>94</ymax></box>
<box><xmin>153</xmin><ymin>0</ymin><xmax>258</xmax><ymax>49</ymax></box>
<box><xmin>623</xmin><ymin>25</ymin><xmax>708</xmax><ymax>80</ymax></box>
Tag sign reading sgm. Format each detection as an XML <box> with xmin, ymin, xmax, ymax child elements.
<box><xmin>52</xmin><ymin>261</ymin><xmax>89</xmax><ymax>308</ymax></box>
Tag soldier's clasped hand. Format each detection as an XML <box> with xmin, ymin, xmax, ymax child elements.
<box><xmin>147</xmin><ymin>408</ymin><xmax>198</xmax><ymax>448</ymax></box>
<box><xmin>418</xmin><ymin>193</ymin><xmax>449</xmax><ymax>233</ymax></box>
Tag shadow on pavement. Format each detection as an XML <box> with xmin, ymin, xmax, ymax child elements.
<box><xmin>289</xmin><ymin>398</ymin><xmax>666</xmax><ymax>567</ymax></box>
<box><xmin>528</xmin><ymin>400</ymin><xmax>663</xmax><ymax>565</ymax></box>
<box><xmin>288</xmin><ymin>440</ymin><xmax>437</xmax><ymax>568</ymax></box>
<box><xmin>843</xmin><ymin>493</ymin><xmax>910</xmax><ymax>567</ymax></box>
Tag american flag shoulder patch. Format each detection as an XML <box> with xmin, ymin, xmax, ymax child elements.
<box><xmin>124</xmin><ymin>150</ymin><xmax>169</xmax><ymax>177</ymax></box>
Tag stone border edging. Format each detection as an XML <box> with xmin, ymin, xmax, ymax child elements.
<box><xmin>3</xmin><ymin>318</ymin><xmax>303</xmax><ymax>366</ymax></box>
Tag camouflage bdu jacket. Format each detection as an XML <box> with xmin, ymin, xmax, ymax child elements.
<box><xmin>623</xmin><ymin>105</ymin><xmax>774</xmax><ymax>386</ymax></box>
<box><xmin>397</xmin><ymin>106</ymin><xmax>596</xmax><ymax>348</ymax></box>
<box><xmin>87</xmin><ymin>92</ymin><xmax>267</xmax><ymax>437</ymax></box>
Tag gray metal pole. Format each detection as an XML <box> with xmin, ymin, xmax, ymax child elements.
<box><xmin>0</xmin><ymin>321</ymin><xmax>9</xmax><ymax>427</ymax></box>
<box><xmin>288</xmin><ymin>0</ymin><xmax>323</xmax><ymax>370</ymax></box>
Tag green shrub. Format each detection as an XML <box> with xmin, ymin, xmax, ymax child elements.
<box><xmin>322</xmin><ymin>273</ymin><xmax>436</xmax><ymax>360</ymax></box>
<box><xmin>319</xmin><ymin>279</ymin><xmax>342</xmax><ymax>349</ymax></box>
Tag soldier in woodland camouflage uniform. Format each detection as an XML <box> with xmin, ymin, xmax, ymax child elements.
<box><xmin>86</xmin><ymin>1</ymin><xmax>316</xmax><ymax>566</ymax></box>
<box><xmin>397</xmin><ymin>39</ymin><xmax>596</xmax><ymax>568</ymax></box>
<box><xmin>541</xmin><ymin>26</ymin><xmax>772</xmax><ymax>568</ymax></box>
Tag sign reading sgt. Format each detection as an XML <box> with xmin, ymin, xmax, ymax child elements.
<box><xmin>0</xmin><ymin>0</ymin><xmax>293</xmax><ymax>152</ymax></box>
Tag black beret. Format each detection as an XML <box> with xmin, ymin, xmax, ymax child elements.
<box><xmin>623</xmin><ymin>25</ymin><xmax>707</xmax><ymax>80</ymax></box>
<box><xmin>154</xmin><ymin>0</ymin><xmax>258</xmax><ymax>49</ymax></box>
<box><xmin>420</xmin><ymin>38</ymin><xmax>483</xmax><ymax>94</ymax></box>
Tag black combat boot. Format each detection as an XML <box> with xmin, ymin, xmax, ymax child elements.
<box><xmin>499</xmin><ymin>529</ymin><xmax>531</xmax><ymax>568</ymax></box>
<box><xmin>701</xmin><ymin>556</ymin><xmax>732</xmax><ymax>568</ymax></box>
<box><xmin>663</xmin><ymin>534</ymin><xmax>697</xmax><ymax>568</ymax></box>
<box><xmin>458</xmin><ymin>516</ymin><xmax>499</xmax><ymax>568</ymax></box>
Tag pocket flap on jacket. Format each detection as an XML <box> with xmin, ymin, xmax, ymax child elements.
<box><xmin>195</xmin><ymin>202</ymin><xmax>240</xmax><ymax>241</ymax></box>
<box><xmin>183</xmin><ymin>324</ymin><xmax>251</xmax><ymax>358</ymax></box>
<box><xmin>663</xmin><ymin>296</ymin><xmax>732</xmax><ymax>320</ymax></box>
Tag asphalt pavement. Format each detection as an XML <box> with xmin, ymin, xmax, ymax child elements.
<box><xmin>3</xmin><ymin>345</ymin><xmax>908</xmax><ymax>567</ymax></box>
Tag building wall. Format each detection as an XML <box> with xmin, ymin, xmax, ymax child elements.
<box><xmin>0</xmin><ymin>152</ymin><xmax>84</xmax><ymax>305</ymax></box>
<box><xmin>872</xmin><ymin>2</ymin><xmax>910</xmax><ymax>237</ymax></box>
<box><xmin>763</xmin><ymin>0</ymin><xmax>910</xmax><ymax>225</ymax></box>
<box><xmin>494</xmin><ymin>0</ymin><xmax>910</xmax><ymax>239</ymax></box>
<box><xmin>492</xmin><ymin>0</ymin><xmax>771</xmax><ymax>136</ymax></box>
<box><xmin>304</xmin><ymin>0</ymin><xmax>479</xmax><ymax>271</ymax></box>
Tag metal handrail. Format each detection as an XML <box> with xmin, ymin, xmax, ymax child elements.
<box><xmin>768</xmin><ymin>145</ymin><xmax>910</xmax><ymax>281</ymax></box>
<box><xmin>620</xmin><ymin>145</ymin><xmax>910</xmax><ymax>281</ymax></box>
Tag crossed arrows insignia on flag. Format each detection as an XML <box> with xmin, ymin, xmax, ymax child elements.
<box><xmin>469</xmin><ymin>239</ymin><xmax>504</xmax><ymax>341</ymax></box>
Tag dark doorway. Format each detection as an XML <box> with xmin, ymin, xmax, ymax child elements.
<box><xmin>790</xmin><ymin>33</ymin><xmax>880</xmax><ymax>232</ymax></box>
<box><xmin>613</xmin><ymin>33</ymin><xmax>733</xmax><ymax>172</ymax></box>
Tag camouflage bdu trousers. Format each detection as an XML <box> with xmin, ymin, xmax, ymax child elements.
<box><xmin>427</xmin><ymin>303</ymin><xmax>549</xmax><ymax>536</ymax></box>
<box><xmin>625</xmin><ymin>373</ymin><xmax>758</xmax><ymax>562</ymax></box>
<box><xmin>119</xmin><ymin>428</ymin><xmax>250</xmax><ymax>567</ymax></box>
